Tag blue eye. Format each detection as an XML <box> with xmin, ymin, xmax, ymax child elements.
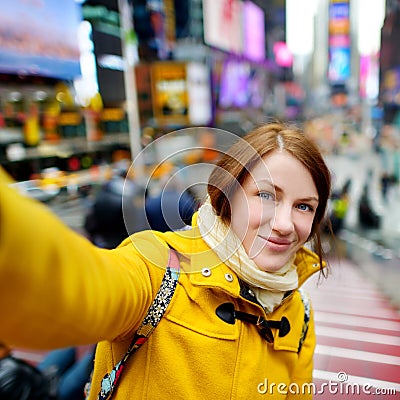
<box><xmin>258</xmin><ymin>192</ymin><xmax>273</xmax><ymax>200</ymax></box>
<box><xmin>298</xmin><ymin>203</ymin><xmax>314</xmax><ymax>212</ymax></box>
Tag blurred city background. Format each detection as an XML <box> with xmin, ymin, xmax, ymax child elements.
<box><xmin>0</xmin><ymin>0</ymin><xmax>399</xmax><ymax>398</ymax></box>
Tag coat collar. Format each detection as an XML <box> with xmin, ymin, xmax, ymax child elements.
<box><xmin>160</xmin><ymin>224</ymin><xmax>324</xmax><ymax>294</ymax></box>
<box><xmin>130</xmin><ymin>211</ymin><xmax>324</xmax><ymax>296</ymax></box>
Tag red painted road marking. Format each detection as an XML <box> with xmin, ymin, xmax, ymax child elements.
<box><xmin>305</xmin><ymin>257</ymin><xmax>400</xmax><ymax>397</ymax></box>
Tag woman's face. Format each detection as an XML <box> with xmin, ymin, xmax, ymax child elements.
<box><xmin>230</xmin><ymin>150</ymin><xmax>319</xmax><ymax>272</ymax></box>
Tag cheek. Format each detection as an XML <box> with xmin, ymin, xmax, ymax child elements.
<box><xmin>230</xmin><ymin>194</ymin><xmax>249</xmax><ymax>234</ymax></box>
<box><xmin>231</xmin><ymin>196</ymin><xmax>264</xmax><ymax>238</ymax></box>
<box><xmin>248</xmin><ymin>204</ymin><xmax>265</xmax><ymax>227</ymax></box>
<box><xmin>294</xmin><ymin>215</ymin><xmax>314</xmax><ymax>242</ymax></box>
<box><xmin>248</xmin><ymin>199</ymin><xmax>275</xmax><ymax>227</ymax></box>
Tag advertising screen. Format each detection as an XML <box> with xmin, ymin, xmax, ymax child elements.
<box><xmin>203</xmin><ymin>0</ymin><xmax>243</xmax><ymax>55</ymax></box>
<box><xmin>243</xmin><ymin>1</ymin><xmax>266</xmax><ymax>61</ymax></box>
<box><xmin>217</xmin><ymin>58</ymin><xmax>266</xmax><ymax>109</ymax></box>
<box><xmin>328</xmin><ymin>0</ymin><xmax>350</xmax><ymax>83</ymax></box>
<box><xmin>218</xmin><ymin>59</ymin><xmax>250</xmax><ymax>108</ymax></box>
<box><xmin>151</xmin><ymin>62</ymin><xmax>189</xmax><ymax>125</ymax></box>
<box><xmin>328</xmin><ymin>47</ymin><xmax>351</xmax><ymax>82</ymax></box>
<box><xmin>0</xmin><ymin>0</ymin><xmax>82</xmax><ymax>81</ymax></box>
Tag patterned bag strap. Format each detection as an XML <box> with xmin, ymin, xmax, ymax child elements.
<box><xmin>297</xmin><ymin>287</ymin><xmax>311</xmax><ymax>352</ymax></box>
<box><xmin>97</xmin><ymin>249</ymin><xmax>181</xmax><ymax>400</ymax></box>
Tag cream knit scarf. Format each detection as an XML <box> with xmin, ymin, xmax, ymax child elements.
<box><xmin>197</xmin><ymin>197</ymin><xmax>298</xmax><ymax>312</ymax></box>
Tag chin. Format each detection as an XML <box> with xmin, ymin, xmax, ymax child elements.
<box><xmin>252</xmin><ymin>252</ymin><xmax>294</xmax><ymax>273</ymax></box>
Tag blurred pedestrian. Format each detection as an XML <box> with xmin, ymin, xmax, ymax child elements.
<box><xmin>328</xmin><ymin>179</ymin><xmax>351</xmax><ymax>234</ymax></box>
<box><xmin>37</xmin><ymin>347</ymin><xmax>95</xmax><ymax>400</ymax></box>
<box><xmin>380</xmin><ymin>172</ymin><xmax>396</xmax><ymax>201</ymax></box>
<box><xmin>0</xmin><ymin>342</ymin><xmax>54</xmax><ymax>400</ymax></box>
<box><xmin>144</xmin><ymin>183</ymin><xmax>198</xmax><ymax>232</ymax></box>
<box><xmin>0</xmin><ymin>122</ymin><xmax>332</xmax><ymax>400</ymax></box>
<box><xmin>84</xmin><ymin>169</ymin><xmax>147</xmax><ymax>249</ymax></box>
<box><xmin>359</xmin><ymin>183</ymin><xmax>381</xmax><ymax>229</ymax></box>
<box><xmin>0</xmin><ymin>342</ymin><xmax>95</xmax><ymax>400</ymax></box>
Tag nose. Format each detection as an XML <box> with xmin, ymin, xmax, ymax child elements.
<box><xmin>272</xmin><ymin>203</ymin><xmax>294</xmax><ymax>235</ymax></box>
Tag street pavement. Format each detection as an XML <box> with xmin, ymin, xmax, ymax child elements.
<box><xmin>324</xmin><ymin>150</ymin><xmax>400</xmax><ymax>308</ymax></box>
<box><xmin>305</xmin><ymin>256</ymin><xmax>400</xmax><ymax>399</ymax></box>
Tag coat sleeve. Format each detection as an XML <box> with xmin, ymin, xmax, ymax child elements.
<box><xmin>0</xmin><ymin>179</ymin><xmax>156</xmax><ymax>349</ymax></box>
<box><xmin>286</xmin><ymin>306</ymin><xmax>316</xmax><ymax>399</ymax></box>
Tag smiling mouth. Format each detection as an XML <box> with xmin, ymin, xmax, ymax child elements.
<box><xmin>259</xmin><ymin>235</ymin><xmax>292</xmax><ymax>245</ymax></box>
<box><xmin>269</xmin><ymin>237</ymin><xmax>292</xmax><ymax>245</ymax></box>
<box><xmin>259</xmin><ymin>235</ymin><xmax>292</xmax><ymax>252</ymax></box>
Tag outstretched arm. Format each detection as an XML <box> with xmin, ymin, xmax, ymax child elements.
<box><xmin>0</xmin><ymin>179</ymin><xmax>152</xmax><ymax>349</ymax></box>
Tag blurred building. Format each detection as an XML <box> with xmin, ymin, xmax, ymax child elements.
<box><xmin>0</xmin><ymin>0</ymin><xmax>397</xmax><ymax>182</ymax></box>
<box><xmin>0</xmin><ymin>0</ymin><xmax>286</xmax><ymax>182</ymax></box>
<box><xmin>379</xmin><ymin>0</ymin><xmax>400</xmax><ymax>124</ymax></box>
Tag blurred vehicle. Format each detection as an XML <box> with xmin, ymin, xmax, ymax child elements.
<box><xmin>10</xmin><ymin>179</ymin><xmax>59</xmax><ymax>203</ymax></box>
<box><xmin>40</xmin><ymin>167</ymin><xmax>67</xmax><ymax>190</ymax></box>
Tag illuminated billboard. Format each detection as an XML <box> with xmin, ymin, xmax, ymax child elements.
<box><xmin>328</xmin><ymin>0</ymin><xmax>351</xmax><ymax>83</ymax></box>
<box><xmin>0</xmin><ymin>0</ymin><xmax>82</xmax><ymax>81</ymax></box>
<box><xmin>243</xmin><ymin>1</ymin><xmax>266</xmax><ymax>61</ymax></box>
<box><xmin>203</xmin><ymin>0</ymin><xmax>266</xmax><ymax>62</ymax></box>
<box><xmin>203</xmin><ymin>0</ymin><xmax>243</xmax><ymax>55</ymax></box>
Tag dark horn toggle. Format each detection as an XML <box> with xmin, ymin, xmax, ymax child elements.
<box><xmin>216</xmin><ymin>303</ymin><xmax>291</xmax><ymax>343</ymax></box>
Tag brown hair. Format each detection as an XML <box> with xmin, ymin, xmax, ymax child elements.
<box><xmin>207</xmin><ymin>122</ymin><xmax>331</xmax><ymax>272</ymax></box>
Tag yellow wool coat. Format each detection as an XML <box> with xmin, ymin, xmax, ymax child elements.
<box><xmin>0</xmin><ymin>179</ymin><xmax>321</xmax><ymax>399</ymax></box>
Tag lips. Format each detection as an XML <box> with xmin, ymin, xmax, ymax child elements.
<box><xmin>259</xmin><ymin>235</ymin><xmax>293</xmax><ymax>252</ymax></box>
<box><xmin>267</xmin><ymin>236</ymin><xmax>292</xmax><ymax>246</ymax></box>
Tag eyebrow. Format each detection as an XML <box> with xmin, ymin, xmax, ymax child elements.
<box><xmin>297</xmin><ymin>196</ymin><xmax>319</xmax><ymax>203</ymax></box>
<box><xmin>256</xmin><ymin>179</ymin><xmax>319</xmax><ymax>202</ymax></box>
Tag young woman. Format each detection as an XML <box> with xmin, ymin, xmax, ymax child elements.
<box><xmin>0</xmin><ymin>122</ymin><xmax>331</xmax><ymax>399</ymax></box>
